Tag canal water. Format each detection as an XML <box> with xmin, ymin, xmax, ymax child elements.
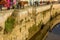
<box><xmin>45</xmin><ymin>23</ymin><xmax>60</xmax><ymax>40</ymax></box>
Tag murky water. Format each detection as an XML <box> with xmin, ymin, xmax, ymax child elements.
<box><xmin>46</xmin><ymin>23</ymin><xmax>60</xmax><ymax>40</ymax></box>
<box><xmin>52</xmin><ymin>23</ymin><xmax>60</xmax><ymax>35</ymax></box>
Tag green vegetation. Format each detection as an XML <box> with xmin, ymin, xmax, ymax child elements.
<box><xmin>4</xmin><ymin>17</ymin><xmax>15</xmax><ymax>34</ymax></box>
<box><xmin>4</xmin><ymin>13</ymin><xmax>16</xmax><ymax>34</ymax></box>
<box><xmin>28</xmin><ymin>23</ymin><xmax>41</xmax><ymax>39</ymax></box>
<box><xmin>29</xmin><ymin>24</ymin><xmax>36</xmax><ymax>34</ymax></box>
<box><xmin>38</xmin><ymin>21</ymin><xmax>43</xmax><ymax>28</ymax></box>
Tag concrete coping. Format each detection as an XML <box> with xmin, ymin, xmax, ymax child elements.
<box><xmin>18</xmin><ymin>5</ymin><xmax>51</xmax><ymax>18</ymax></box>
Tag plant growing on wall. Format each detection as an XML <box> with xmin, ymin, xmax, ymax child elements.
<box><xmin>4</xmin><ymin>12</ymin><xmax>17</xmax><ymax>34</ymax></box>
<box><xmin>28</xmin><ymin>24</ymin><xmax>37</xmax><ymax>36</ymax></box>
<box><xmin>4</xmin><ymin>16</ymin><xmax>15</xmax><ymax>34</ymax></box>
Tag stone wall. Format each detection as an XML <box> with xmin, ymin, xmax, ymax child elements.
<box><xmin>0</xmin><ymin>4</ymin><xmax>60</xmax><ymax>40</ymax></box>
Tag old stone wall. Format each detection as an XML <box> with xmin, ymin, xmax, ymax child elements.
<box><xmin>0</xmin><ymin>4</ymin><xmax>60</xmax><ymax>40</ymax></box>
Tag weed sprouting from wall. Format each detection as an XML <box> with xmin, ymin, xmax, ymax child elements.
<box><xmin>4</xmin><ymin>11</ymin><xmax>17</xmax><ymax>34</ymax></box>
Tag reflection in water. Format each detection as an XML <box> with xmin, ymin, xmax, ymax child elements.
<box><xmin>46</xmin><ymin>23</ymin><xmax>60</xmax><ymax>40</ymax></box>
<box><xmin>52</xmin><ymin>24</ymin><xmax>60</xmax><ymax>35</ymax></box>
